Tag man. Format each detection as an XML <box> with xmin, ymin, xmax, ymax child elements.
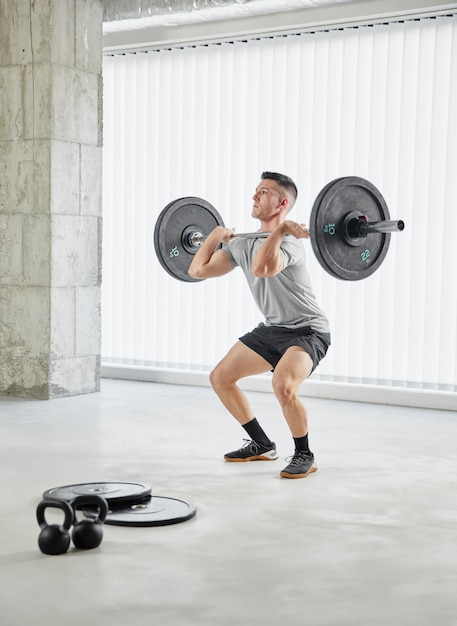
<box><xmin>188</xmin><ymin>172</ymin><xmax>330</xmax><ymax>479</ymax></box>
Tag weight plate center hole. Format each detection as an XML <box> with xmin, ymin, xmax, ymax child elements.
<box><xmin>182</xmin><ymin>226</ymin><xmax>204</xmax><ymax>254</ymax></box>
<box><xmin>343</xmin><ymin>211</ymin><xmax>367</xmax><ymax>247</ymax></box>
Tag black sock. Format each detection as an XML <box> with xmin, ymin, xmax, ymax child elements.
<box><xmin>293</xmin><ymin>434</ymin><xmax>310</xmax><ymax>453</ymax></box>
<box><xmin>242</xmin><ymin>418</ymin><xmax>272</xmax><ymax>447</ymax></box>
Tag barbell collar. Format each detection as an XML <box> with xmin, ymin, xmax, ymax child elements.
<box><xmin>358</xmin><ymin>219</ymin><xmax>405</xmax><ymax>235</ymax></box>
<box><xmin>344</xmin><ymin>214</ymin><xmax>405</xmax><ymax>247</ymax></box>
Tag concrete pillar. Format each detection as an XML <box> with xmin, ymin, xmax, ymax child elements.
<box><xmin>0</xmin><ymin>0</ymin><xmax>103</xmax><ymax>399</ymax></box>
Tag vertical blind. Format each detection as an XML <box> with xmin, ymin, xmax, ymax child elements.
<box><xmin>102</xmin><ymin>16</ymin><xmax>457</xmax><ymax>393</ymax></box>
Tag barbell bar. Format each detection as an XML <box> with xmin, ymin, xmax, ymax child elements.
<box><xmin>186</xmin><ymin>218</ymin><xmax>404</xmax><ymax>248</ymax></box>
<box><xmin>153</xmin><ymin>176</ymin><xmax>405</xmax><ymax>282</ymax></box>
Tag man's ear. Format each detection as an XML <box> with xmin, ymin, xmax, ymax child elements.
<box><xmin>279</xmin><ymin>197</ymin><xmax>289</xmax><ymax>211</ymax></box>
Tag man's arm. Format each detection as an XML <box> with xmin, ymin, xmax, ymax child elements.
<box><xmin>252</xmin><ymin>221</ymin><xmax>309</xmax><ymax>278</ymax></box>
<box><xmin>188</xmin><ymin>226</ymin><xmax>235</xmax><ymax>280</ymax></box>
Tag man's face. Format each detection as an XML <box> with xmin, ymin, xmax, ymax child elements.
<box><xmin>251</xmin><ymin>179</ymin><xmax>284</xmax><ymax>221</ymax></box>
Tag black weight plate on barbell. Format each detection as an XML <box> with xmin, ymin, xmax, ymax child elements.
<box><xmin>84</xmin><ymin>495</ymin><xmax>197</xmax><ymax>527</ymax></box>
<box><xmin>154</xmin><ymin>197</ymin><xmax>225</xmax><ymax>283</ymax></box>
<box><xmin>309</xmin><ymin>176</ymin><xmax>391</xmax><ymax>281</ymax></box>
<box><xmin>43</xmin><ymin>481</ymin><xmax>151</xmax><ymax>505</ymax></box>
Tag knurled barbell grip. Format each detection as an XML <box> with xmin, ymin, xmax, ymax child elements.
<box><xmin>189</xmin><ymin>231</ymin><xmax>271</xmax><ymax>246</ymax></box>
<box><xmin>232</xmin><ymin>231</ymin><xmax>271</xmax><ymax>238</ymax></box>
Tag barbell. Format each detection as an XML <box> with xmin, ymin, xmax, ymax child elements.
<box><xmin>153</xmin><ymin>176</ymin><xmax>405</xmax><ymax>282</ymax></box>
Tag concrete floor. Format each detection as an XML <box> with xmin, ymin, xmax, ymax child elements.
<box><xmin>0</xmin><ymin>378</ymin><xmax>456</xmax><ymax>626</ymax></box>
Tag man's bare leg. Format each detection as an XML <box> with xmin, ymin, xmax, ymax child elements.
<box><xmin>210</xmin><ymin>341</ymin><xmax>277</xmax><ymax>461</ymax></box>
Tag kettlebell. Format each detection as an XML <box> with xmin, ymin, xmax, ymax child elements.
<box><xmin>70</xmin><ymin>495</ymin><xmax>108</xmax><ymax>550</ymax></box>
<box><xmin>36</xmin><ymin>499</ymin><xmax>74</xmax><ymax>555</ymax></box>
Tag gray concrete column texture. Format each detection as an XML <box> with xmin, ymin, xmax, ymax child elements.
<box><xmin>0</xmin><ymin>0</ymin><xmax>104</xmax><ymax>399</ymax></box>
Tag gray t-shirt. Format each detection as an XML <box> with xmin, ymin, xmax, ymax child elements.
<box><xmin>221</xmin><ymin>234</ymin><xmax>330</xmax><ymax>333</ymax></box>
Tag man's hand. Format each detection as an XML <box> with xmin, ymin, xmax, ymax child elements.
<box><xmin>280</xmin><ymin>220</ymin><xmax>310</xmax><ymax>239</ymax></box>
<box><xmin>216</xmin><ymin>226</ymin><xmax>237</xmax><ymax>244</ymax></box>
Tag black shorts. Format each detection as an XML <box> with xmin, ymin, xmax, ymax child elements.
<box><xmin>239</xmin><ymin>323</ymin><xmax>331</xmax><ymax>373</ymax></box>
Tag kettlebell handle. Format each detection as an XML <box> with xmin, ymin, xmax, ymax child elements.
<box><xmin>70</xmin><ymin>494</ymin><xmax>109</xmax><ymax>522</ymax></box>
<box><xmin>36</xmin><ymin>499</ymin><xmax>74</xmax><ymax>530</ymax></box>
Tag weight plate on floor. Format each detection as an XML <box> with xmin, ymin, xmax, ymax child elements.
<box><xmin>84</xmin><ymin>495</ymin><xmax>197</xmax><ymax>527</ymax></box>
<box><xmin>154</xmin><ymin>196</ymin><xmax>225</xmax><ymax>282</ymax></box>
<box><xmin>43</xmin><ymin>481</ymin><xmax>152</xmax><ymax>505</ymax></box>
<box><xmin>309</xmin><ymin>176</ymin><xmax>391</xmax><ymax>281</ymax></box>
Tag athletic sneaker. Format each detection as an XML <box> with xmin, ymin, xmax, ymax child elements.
<box><xmin>280</xmin><ymin>450</ymin><xmax>318</xmax><ymax>479</ymax></box>
<box><xmin>224</xmin><ymin>439</ymin><xmax>278</xmax><ymax>462</ymax></box>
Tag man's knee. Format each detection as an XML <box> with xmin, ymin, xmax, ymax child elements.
<box><xmin>272</xmin><ymin>375</ymin><xmax>297</xmax><ymax>405</ymax></box>
<box><xmin>210</xmin><ymin>362</ymin><xmax>235</xmax><ymax>392</ymax></box>
<box><xmin>209</xmin><ymin>366</ymin><xmax>220</xmax><ymax>390</ymax></box>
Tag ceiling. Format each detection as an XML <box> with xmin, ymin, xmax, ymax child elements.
<box><xmin>102</xmin><ymin>0</ymin><xmax>457</xmax><ymax>52</ymax></box>
<box><xmin>103</xmin><ymin>0</ymin><xmax>355</xmax><ymax>32</ymax></box>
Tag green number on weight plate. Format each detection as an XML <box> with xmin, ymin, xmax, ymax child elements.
<box><xmin>360</xmin><ymin>249</ymin><xmax>371</xmax><ymax>264</ymax></box>
<box><xmin>324</xmin><ymin>223</ymin><xmax>336</xmax><ymax>235</ymax></box>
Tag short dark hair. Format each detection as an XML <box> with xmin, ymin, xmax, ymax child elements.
<box><xmin>261</xmin><ymin>171</ymin><xmax>298</xmax><ymax>207</ymax></box>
